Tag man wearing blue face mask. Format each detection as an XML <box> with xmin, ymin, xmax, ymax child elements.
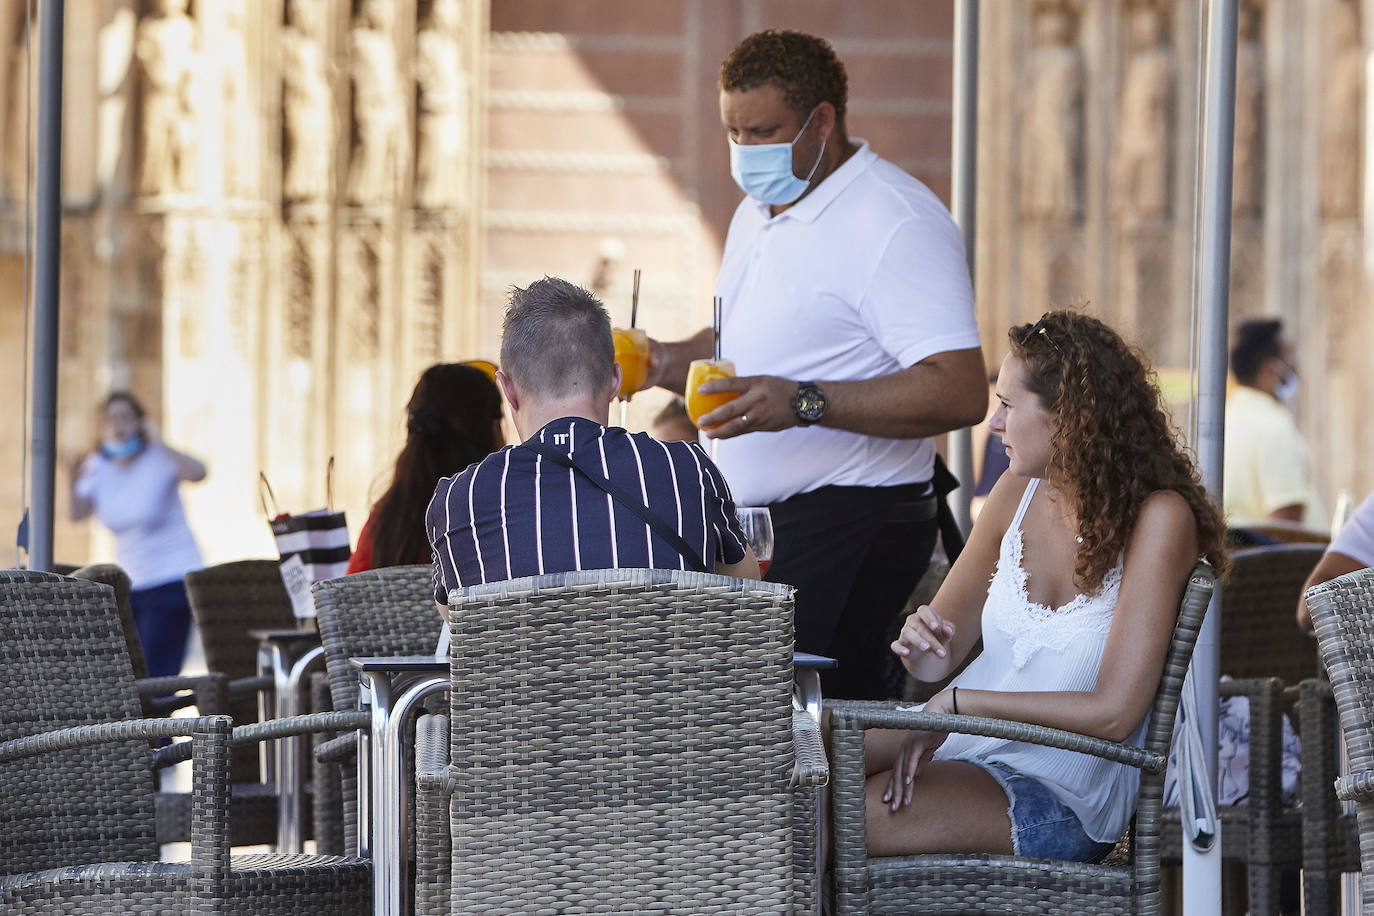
<box><xmin>1223</xmin><ymin>318</ymin><xmax>1326</xmax><ymax>528</ymax></box>
<box><xmin>644</xmin><ymin>30</ymin><xmax>987</xmax><ymax>700</ymax></box>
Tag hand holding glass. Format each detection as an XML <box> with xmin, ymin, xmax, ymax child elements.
<box><xmin>686</xmin><ymin>358</ymin><xmax>738</xmax><ymax>428</ymax></box>
<box><xmin>736</xmin><ymin>506</ymin><xmax>774</xmax><ymax>577</ymax></box>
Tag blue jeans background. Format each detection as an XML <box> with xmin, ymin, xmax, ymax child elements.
<box><xmin>131</xmin><ymin>579</ymin><xmax>193</xmax><ymax>678</ymax></box>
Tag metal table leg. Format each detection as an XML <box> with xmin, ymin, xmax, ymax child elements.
<box><xmin>276</xmin><ymin>644</ymin><xmax>325</xmax><ymax>852</ymax></box>
<box><xmin>357</xmin><ymin>670</ymin><xmax>448</xmax><ymax>916</ymax></box>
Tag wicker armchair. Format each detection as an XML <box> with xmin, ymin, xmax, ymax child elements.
<box><xmin>312</xmin><ymin>565</ymin><xmax>445</xmax><ymax>855</ymax></box>
<box><xmin>1304</xmin><ymin>566</ymin><xmax>1374</xmax><ymax>912</ymax></box>
<box><xmin>0</xmin><ymin>570</ymin><xmax>370</xmax><ymax>914</ymax></box>
<box><xmin>69</xmin><ymin>563</ymin><xmax>283</xmax><ymax>846</ymax></box>
<box><xmin>419</xmin><ymin>569</ymin><xmax>827</xmax><ymax>914</ymax></box>
<box><xmin>1159</xmin><ymin>544</ymin><xmax>1323</xmax><ymax>913</ymax></box>
<box><xmin>185</xmin><ymin>559</ymin><xmax>297</xmax><ymax>784</ymax></box>
<box><xmin>828</xmin><ymin>561</ymin><xmax>1214</xmax><ymax>914</ymax></box>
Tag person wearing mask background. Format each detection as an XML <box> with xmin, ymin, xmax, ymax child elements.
<box><xmin>1223</xmin><ymin>318</ymin><xmax>1325</xmax><ymax>527</ymax></box>
<box><xmin>643</xmin><ymin>30</ymin><xmax>986</xmax><ymax>700</ymax></box>
<box><xmin>70</xmin><ymin>392</ymin><xmax>206</xmax><ymax>677</ymax></box>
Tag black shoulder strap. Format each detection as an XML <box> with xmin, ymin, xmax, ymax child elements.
<box><xmin>526</xmin><ymin>440</ymin><xmax>709</xmax><ymax>573</ymax></box>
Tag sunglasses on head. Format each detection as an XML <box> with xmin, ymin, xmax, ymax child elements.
<box><xmin>1024</xmin><ymin>313</ymin><xmax>1064</xmax><ymax>358</ymax></box>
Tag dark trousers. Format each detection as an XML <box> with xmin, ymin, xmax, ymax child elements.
<box><xmin>130</xmin><ymin>579</ymin><xmax>193</xmax><ymax>678</ymax></box>
<box><xmin>765</xmin><ymin>483</ymin><xmax>939</xmax><ymax>700</ymax></box>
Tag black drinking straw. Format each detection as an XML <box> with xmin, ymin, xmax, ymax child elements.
<box><xmin>713</xmin><ymin>296</ymin><xmax>722</xmax><ymax>360</ymax></box>
<box><xmin>630</xmin><ymin>269</ymin><xmax>641</xmax><ymax>328</ymax></box>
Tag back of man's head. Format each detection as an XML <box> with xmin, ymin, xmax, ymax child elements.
<box><xmin>720</xmin><ymin>30</ymin><xmax>849</xmax><ymax>132</ymax></box>
<box><xmin>1231</xmin><ymin>318</ymin><xmax>1283</xmax><ymax>385</ymax></box>
<box><xmin>500</xmin><ymin>277</ymin><xmax>615</xmax><ymax>400</ymax></box>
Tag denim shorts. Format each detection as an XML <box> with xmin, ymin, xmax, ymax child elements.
<box><xmin>963</xmin><ymin>759</ymin><xmax>1117</xmax><ymax>862</ymax></box>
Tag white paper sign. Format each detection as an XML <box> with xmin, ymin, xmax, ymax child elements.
<box><xmin>279</xmin><ymin>554</ymin><xmax>316</xmax><ymax>619</ymax></box>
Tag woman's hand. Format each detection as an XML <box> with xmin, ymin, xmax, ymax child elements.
<box><xmin>883</xmin><ymin>729</ymin><xmax>947</xmax><ymax>810</ymax></box>
<box><xmin>882</xmin><ymin>688</ymin><xmax>956</xmax><ymax>810</ymax></box>
<box><xmin>891</xmin><ymin>604</ymin><xmax>956</xmax><ymax>667</ymax></box>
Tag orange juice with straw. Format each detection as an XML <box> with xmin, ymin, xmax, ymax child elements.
<box><xmin>685</xmin><ymin>358</ymin><xmax>738</xmax><ymax>428</ymax></box>
<box><xmin>612</xmin><ymin>328</ymin><xmax>650</xmax><ymax>398</ymax></box>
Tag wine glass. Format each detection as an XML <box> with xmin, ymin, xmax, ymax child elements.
<box><xmin>736</xmin><ymin>506</ymin><xmax>774</xmax><ymax>577</ymax></box>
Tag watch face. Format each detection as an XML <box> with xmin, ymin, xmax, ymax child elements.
<box><xmin>794</xmin><ymin>385</ymin><xmax>826</xmax><ymax>422</ymax></box>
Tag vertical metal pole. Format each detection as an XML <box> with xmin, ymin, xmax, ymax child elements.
<box><xmin>947</xmin><ymin>0</ymin><xmax>979</xmax><ymax>536</ymax></box>
<box><xmin>28</xmin><ymin>0</ymin><xmax>64</xmax><ymax>572</ymax></box>
<box><xmin>1184</xmin><ymin>0</ymin><xmax>1237</xmax><ymax>913</ymax></box>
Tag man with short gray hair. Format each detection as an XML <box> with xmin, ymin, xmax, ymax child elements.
<box><xmin>427</xmin><ymin>277</ymin><xmax>757</xmax><ymax>609</ymax></box>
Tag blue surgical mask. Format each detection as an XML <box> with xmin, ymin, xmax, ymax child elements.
<box><xmin>728</xmin><ymin>107</ymin><xmax>827</xmax><ymax>205</ymax></box>
<box><xmin>101</xmin><ymin>435</ymin><xmax>144</xmax><ymax>460</ymax></box>
<box><xmin>1275</xmin><ymin>363</ymin><xmax>1300</xmax><ymax>408</ymax></box>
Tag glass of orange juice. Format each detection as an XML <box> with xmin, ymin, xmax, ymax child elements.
<box><xmin>612</xmin><ymin>327</ymin><xmax>650</xmax><ymax>399</ymax></box>
<box><xmin>685</xmin><ymin>358</ymin><xmax>738</xmax><ymax>428</ymax></box>
<box><xmin>463</xmin><ymin>358</ymin><xmax>499</xmax><ymax>381</ymax></box>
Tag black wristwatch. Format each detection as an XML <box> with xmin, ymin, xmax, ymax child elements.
<box><xmin>791</xmin><ymin>381</ymin><xmax>828</xmax><ymax>426</ymax></box>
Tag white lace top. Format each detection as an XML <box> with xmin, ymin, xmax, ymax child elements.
<box><xmin>933</xmin><ymin>478</ymin><xmax>1145</xmax><ymax>843</ymax></box>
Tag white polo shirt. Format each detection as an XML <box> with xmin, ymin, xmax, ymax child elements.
<box><xmin>1330</xmin><ymin>492</ymin><xmax>1374</xmax><ymax>567</ymax></box>
<box><xmin>709</xmin><ymin>140</ymin><xmax>981</xmax><ymax>507</ymax></box>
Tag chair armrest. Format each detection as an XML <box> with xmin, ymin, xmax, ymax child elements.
<box><xmin>415</xmin><ymin>714</ymin><xmax>450</xmax><ymax>787</ymax></box>
<box><xmin>790</xmin><ymin>709</ymin><xmax>829</xmax><ymax>790</ymax></box>
<box><xmin>1335</xmin><ymin>769</ymin><xmax>1374</xmax><ymax>803</ymax></box>
<box><xmin>137</xmin><ymin>672</ymin><xmax>229</xmax><ymax>715</ymax></box>
<box><xmin>315</xmin><ymin>731</ymin><xmax>358</xmax><ymax>764</ymax></box>
<box><xmin>827</xmin><ymin>699</ymin><xmax>1164</xmax><ymax>773</ymax></box>
<box><xmin>153</xmin><ymin>709</ymin><xmax>371</xmax><ymax>768</ymax></box>
<box><xmin>227</xmin><ymin>674</ymin><xmax>275</xmax><ymax>699</ymax></box>
<box><xmin>0</xmin><ymin>715</ymin><xmax>232</xmax><ymax>763</ymax></box>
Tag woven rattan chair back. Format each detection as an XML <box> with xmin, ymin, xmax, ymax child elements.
<box><xmin>0</xmin><ymin>570</ymin><xmax>159</xmax><ymax>872</ymax></box>
<box><xmin>185</xmin><ymin>559</ymin><xmax>294</xmax><ymax>781</ymax></box>
<box><xmin>314</xmin><ymin>565</ymin><xmax>444</xmax><ymax>715</ymax></box>
<box><xmin>1131</xmin><ymin>563</ymin><xmax>1216</xmax><ymax>895</ymax></box>
<box><xmin>1221</xmin><ymin>544</ymin><xmax>1324</xmax><ymax>682</ymax></box>
<box><xmin>1306</xmin><ymin>566</ymin><xmax>1374</xmax><ymax>908</ymax></box>
<box><xmin>313</xmin><ymin>564</ymin><xmax>444</xmax><ymax>853</ymax></box>
<box><xmin>446</xmin><ymin>568</ymin><xmax>797</xmax><ymax>914</ymax></box>
<box><xmin>71</xmin><ymin>562</ymin><xmax>150</xmax><ymax>680</ymax></box>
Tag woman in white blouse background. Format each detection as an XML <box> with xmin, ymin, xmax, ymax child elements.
<box><xmin>866</xmin><ymin>311</ymin><xmax>1228</xmax><ymax>862</ymax></box>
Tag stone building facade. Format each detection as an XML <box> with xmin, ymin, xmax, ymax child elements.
<box><xmin>975</xmin><ymin>0</ymin><xmax>1373</xmax><ymax>511</ymax></box>
<box><xmin>0</xmin><ymin>1</ymin><xmax>1367</xmax><ymax>567</ymax></box>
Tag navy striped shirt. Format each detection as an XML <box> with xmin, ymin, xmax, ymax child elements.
<box><xmin>426</xmin><ymin>417</ymin><xmax>748</xmax><ymax>602</ymax></box>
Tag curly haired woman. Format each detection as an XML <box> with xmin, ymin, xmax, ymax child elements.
<box><xmin>866</xmin><ymin>310</ymin><xmax>1227</xmax><ymax>862</ymax></box>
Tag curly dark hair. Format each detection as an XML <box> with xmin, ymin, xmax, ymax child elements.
<box><xmin>719</xmin><ymin>30</ymin><xmax>848</xmax><ymax>130</ymax></box>
<box><xmin>1008</xmin><ymin>310</ymin><xmax>1228</xmax><ymax>590</ymax></box>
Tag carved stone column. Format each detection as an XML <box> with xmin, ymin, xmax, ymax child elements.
<box><xmin>1228</xmin><ymin>0</ymin><xmax>1266</xmax><ymax>321</ymax></box>
<box><xmin>404</xmin><ymin>0</ymin><xmax>484</xmax><ymax>386</ymax></box>
<box><xmin>1317</xmin><ymin>0</ymin><xmax>1367</xmax><ymax>496</ymax></box>
<box><xmin>1019</xmin><ymin>0</ymin><xmax>1086</xmax><ymax>311</ymax></box>
<box><xmin>1112</xmin><ymin>0</ymin><xmax>1176</xmax><ymax>356</ymax></box>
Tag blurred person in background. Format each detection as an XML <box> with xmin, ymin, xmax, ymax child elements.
<box><xmin>1223</xmin><ymin>319</ymin><xmax>1324</xmax><ymax>528</ymax></box>
<box><xmin>348</xmin><ymin>362</ymin><xmax>505</xmax><ymax>573</ymax></box>
<box><xmin>70</xmin><ymin>392</ymin><xmax>206</xmax><ymax>677</ymax></box>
